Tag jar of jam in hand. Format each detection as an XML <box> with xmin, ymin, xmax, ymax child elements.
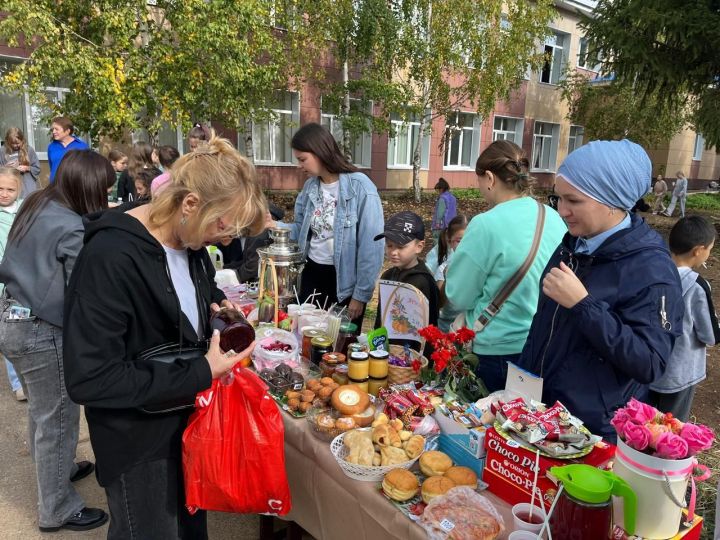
<box><xmin>209</xmin><ymin>308</ymin><xmax>255</xmax><ymax>353</ymax></box>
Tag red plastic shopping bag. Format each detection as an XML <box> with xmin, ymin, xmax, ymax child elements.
<box><xmin>182</xmin><ymin>364</ymin><xmax>291</xmax><ymax>515</ymax></box>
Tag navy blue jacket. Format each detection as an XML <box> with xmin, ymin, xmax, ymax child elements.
<box><xmin>517</xmin><ymin>214</ymin><xmax>683</xmax><ymax>440</ymax></box>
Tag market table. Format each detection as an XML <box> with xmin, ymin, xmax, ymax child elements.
<box><xmin>276</xmin><ymin>407</ymin><xmax>515</xmax><ymax>540</ymax></box>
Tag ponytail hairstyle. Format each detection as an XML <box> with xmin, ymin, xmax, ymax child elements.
<box><xmin>4</xmin><ymin>127</ymin><xmax>29</xmax><ymax>166</ymax></box>
<box><xmin>148</xmin><ymin>132</ymin><xmax>267</xmax><ymax>246</ymax></box>
<box><xmin>475</xmin><ymin>140</ymin><xmax>533</xmax><ymax>195</ymax></box>
<box><xmin>291</xmin><ymin>123</ymin><xmax>358</xmax><ymax>175</ymax></box>
<box><xmin>438</xmin><ymin>214</ymin><xmax>468</xmax><ymax>265</ymax></box>
<box><xmin>9</xmin><ymin>150</ymin><xmax>114</xmax><ymax>243</ymax></box>
<box><xmin>128</xmin><ymin>142</ymin><xmax>155</xmax><ymax>180</ymax></box>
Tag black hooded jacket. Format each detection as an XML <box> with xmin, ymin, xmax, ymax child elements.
<box><xmin>63</xmin><ymin>208</ymin><xmax>222</xmax><ymax>486</ymax></box>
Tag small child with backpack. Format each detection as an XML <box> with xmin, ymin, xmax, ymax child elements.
<box><xmin>648</xmin><ymin>216</ymin><xmax>719</xmax><ymax>420</ymax></box>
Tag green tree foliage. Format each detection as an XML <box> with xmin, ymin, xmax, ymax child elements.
<box><xmin>559</xmin><ymin>71</ymin><xmax>685</xmax><ymax>149</ymax></box>
<box><xmin>582</xmin><ymin>0</ymin><xmax>720</xmax><ymax>147</ymax></box>
<box><xmin>0</xmin><ymin>0</ymin><xmax>318</xmax><ymax>143</ymax></box>
<box><xmin>313</xmin><ymin>0</ymin><xmax>554</xmax><ymax>201</ymax></box>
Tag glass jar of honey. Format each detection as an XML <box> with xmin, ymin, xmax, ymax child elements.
<box><xmin>368</xmin><ymin>377</ymin><xmax>388</xmax><ymax>397</ymax></box>
<box><xmin>335</xmin><ymin>322</ymin><xmax>359</xmax><ymax>356</ymax></box>
<box><xmin>348</xmin><ymin>351</ymin><xmax>369</xmax><ymax>380</ymax></box>
<box><xmin>368</xmin><ymin>350</ymin><xmax>389</xmax><ymax>379</ymax></box>
<box><xmin>332</xmin><ymin>364</ymin><xmax>349</xmax><ymax>385</ymax></box>
<box><xmin>348</xmin><ymin>377</ymin><xmax>369</xmax><ymax>393</ymax></box>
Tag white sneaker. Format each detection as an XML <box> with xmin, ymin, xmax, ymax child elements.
<box><xmin>15</xmin><ymin>388</ymin><xmax>26</xmax><ymax>401</ymax></box>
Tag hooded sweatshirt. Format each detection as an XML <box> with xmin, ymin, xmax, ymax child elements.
<box><xmin>649</xmin><ymin>268</ymin><xmax>716</xmax><ymax>393</ymax></box>
<box><xmin>517</xmin><ymin>214</ymin><xmax>683</xmax><ymax>440</ymax></box>
<box><xmin>63</xmin><ymin>208</ymin><xmax>221</xmax><ymax>486</ymax></box>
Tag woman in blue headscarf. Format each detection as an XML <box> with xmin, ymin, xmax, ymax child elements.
<box><xmin>517</xmin><ymin>140</ymin><xmax>684</xmax><ymax>440</ymax></box>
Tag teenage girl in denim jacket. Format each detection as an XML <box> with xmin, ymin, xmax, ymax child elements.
<box><xmin>282</xmin><ymin>123</ymin><xmax>384</xmax><ymax>325</ymax></box>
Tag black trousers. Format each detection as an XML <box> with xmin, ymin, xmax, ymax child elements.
<box><xmin>105</xmin><ymin>458</ymin><xmax>207</xmax><ymax>540</ymax></box>
<box><xmin>648</xmin><ymin>386</ymin><xmax>697</xmax><ymax>422</ymax></box>
<box><xmin>300</xmin><ymin>258</ymin><xmax>366</xmax><ymax>329</ymax></box>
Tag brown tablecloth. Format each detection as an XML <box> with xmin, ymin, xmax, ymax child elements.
<box><xmin>280</xmin><ymin>408</ymin><xmax>514</xmax><ymax>540</ymax></box>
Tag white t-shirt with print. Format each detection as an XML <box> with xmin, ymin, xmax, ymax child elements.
<box><xmin>308</xmin><ymin>180</ymin><xmax>339</xmax><ymax>265</ymax></box>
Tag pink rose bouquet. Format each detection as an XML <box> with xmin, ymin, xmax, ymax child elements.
<box><xmin>612</xmin><ymin>400</ymin><xmax>715</xmax><ymax>460</ymax></box>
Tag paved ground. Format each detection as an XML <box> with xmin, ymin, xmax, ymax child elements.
<box><xmin>0</xmin><ymin>387</ymin><xmax>264</xmax><ymax>539</ymax></box>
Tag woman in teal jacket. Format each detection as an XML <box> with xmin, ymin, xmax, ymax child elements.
<box><xmin>286</xmin><ymin>123</ymin><xmax>384</xmax><ymax>325</ymax></box>
<box><xmin>445</xmin><ymin>140</ymin><xmax>566</xmax><ymax>392</ymax></box>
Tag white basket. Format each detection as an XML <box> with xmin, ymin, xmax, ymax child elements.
<box><xmin>330</xmin><ymin>430</ymin><xmax>423</xmax><ymax>482</ymax></box>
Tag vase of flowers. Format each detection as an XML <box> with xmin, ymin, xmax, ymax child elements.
<box><xmin>610</xmin><ymin>399</ymin><xmax>714</xmax><ymax>539</ymax></box>
<box><xmin>416</xmin><ymin>325</ymin><xmax>488</xmax><ymax>403</ymax></box>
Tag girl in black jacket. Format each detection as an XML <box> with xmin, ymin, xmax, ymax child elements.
<box><xmin>63</xmin><ymin>135</ymin><xmax>267</xmax><ymax>539</ymax></box>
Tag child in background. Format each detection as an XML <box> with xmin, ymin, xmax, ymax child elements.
<box><xmin>426</xmin><ymin>214</ymin><xmax>468</xmax><ymax>281</ymax></box>
<box><xmin>107</xmin><ymin>149</ymin><xmax>128</xmax><ymax>203</ymax></box>
<box><xmin>0</xmin><ymin>167</ymin><xmax>26</xmax><ymax>400</ymax></box>
<box><xmin>431</xmin><ymin>178</ymin><xmax>457</xmax><ymax>241</ymax></box>
<box><xmin>664</xmin><ymin>171</ymin><xmax>688</xmax><ymax>218</ymax></box>
<box><xmin>150</xmin><ymin>145</ymin><xmax>180</xmax><ymax>195</ymax></box>
<box><xmin>374</xmin><ymin>211</ymin><xmax>440</xmax><ymax>336</ymax></box>
<box><xmin>133</xmin><ymin>168</ymin><xmax>160</xmax><ymax>202</ymax></box>
<box><xmin>649</xmin><ymin>216</ymin><xmax>718</xmax><ymax>421</ymax></box>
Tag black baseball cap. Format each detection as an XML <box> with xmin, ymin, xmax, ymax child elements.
<box><xmin>374</xmin><ymin>211</ymin><xmax>425</xmax><ymax>245</ymax></box>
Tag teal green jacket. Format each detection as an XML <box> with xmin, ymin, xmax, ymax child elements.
<box><xmin>445</xmin><ymin>197</ymin><xmax>566</xmax><ymax>355</ymax></box>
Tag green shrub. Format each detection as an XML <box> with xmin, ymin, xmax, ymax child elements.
<box><xmin>686</xmin><ymin>193</ymin><xmax>720</xmax><ymax>211</ymax></box>
<box><xmin>453</xmin><ymin>188</ymin><xmax>485</xmax><ymax>200</ymax></box>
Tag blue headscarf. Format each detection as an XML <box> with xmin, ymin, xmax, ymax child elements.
<box><xmin>557</xmin><ymin>139</ymin><xmax>651</xmax><ymax>210</ymax></box>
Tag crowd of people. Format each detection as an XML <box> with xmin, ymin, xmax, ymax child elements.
<box><xmin>0</xmin><ymin>117</ymin><xmax>716</xmax><ymax>538</ymax></box>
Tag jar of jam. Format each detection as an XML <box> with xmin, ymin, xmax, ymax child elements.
<box><xmin>348</xmin><ymin>377</ymin><xmax>369</xmax><ymax>393</ymax></box>
<box><xmin>310</xmin><ymin>336</ymin><xmax>333</xmax><ymax>366</ymax></box>
<box><xmin>368</xmin><ymin>377</ymin><xmax>388</xmax><ymax>397</ymax></box>
<box><xmin>332</xmin><ymin>364</ymin><xmax>349</xmax><ymax>385</ymax></box>
<box><xmin>348</xmin><ymin>342</ymin><xmax>366</xmax><ymax>355</ymax></box>
<box><xmin>368</xmin><ymin>350</ymin><xmax>389</xmax><ymax>379</ymax></box>
<box><xmin>335</xmin><ymin>322</ymin><xmax>359</xmax><ymax>356</ymax></box>
<box><xmin>302</xmin><ymin>328</ymin><xmax>325</xmax><ymax>360</ymax></box>
<box><xmin>319</xmin><ymin>352</ymin><xmax>346</xmax><ymax>378</ymax></box>
<box><xmin>209</xmin><ymin>308</ymin><xmax>255</xmax><ymax>353</ymax></box>
<box><xmin>348</xmin><ymin>351</ymin><xmax>369</xmax><ymax>380</ymax></box>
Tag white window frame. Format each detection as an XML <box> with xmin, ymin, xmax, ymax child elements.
<box><xmin>320</xmin><ymin>98</ymin><xmax>372</xmax><ymax>168</ymax></box>
<box><xmin>25</xmin><ymin>86</ymin><xmax>74</xmax><ymax>160</ymax></box>
<box><xmin>540</xmin><ymin>31</ymin><xmax>569</xmax><ymax>85</ymax></box>
<box><xmin>568</xmin><ymin>125</ymin><xmax>584</xmax><ymax>154</ymax></box>
<box><xmin>492</xmin><ymin>115</ymin><xmax>524</xmax><ymax>146</ymax></box>
<box><xmin>387</xmin><ymin>112</ymin><xmax>430</xmax><ymax>170</ymax></box>
<box><xmin>693</xmin><ymin>133</ymin><xmax>705</xmax><ymax>161</ymax></box>
<box><xmin>577</xmin><ymin>36</ymin><xmax>602</xmax><ymax>72</ymax></box>
<box><xmin>252</xmin><ymin>91</ymin><xmax>299</xmax><ymax>166</ymax></box>
<box><xmin>531</xmin><ymin>121</ymin><xmax>560</xmax><ymax>172</ymax></box>
<box><xmin>443</xmin><ymin>111</ymin><xmax>479</xmax><ymax>170</ymax></box>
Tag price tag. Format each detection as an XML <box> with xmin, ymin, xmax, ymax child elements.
<box><xmin>505</xmin><ymin>362</ymin><xmax>543</xmax><ymax>402</ymax></box>
<box><xmin>439</xmin><ymin>518</ymin><xmax>455</xmax><ymax>532</ymax></box>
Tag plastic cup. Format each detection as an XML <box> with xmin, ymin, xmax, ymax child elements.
<box><xmin>512</xmin><ymin>502</ymin><xmax>546</xmax><ymax>534</ymax></box>
<box><xmin>508</xmin><ymin>531</ymin><xmax>541</xmax><ymax>540</ymax></box>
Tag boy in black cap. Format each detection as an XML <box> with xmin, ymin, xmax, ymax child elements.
<box><xmin>373</xmin><ymin>211</ymin><xmax>440</xmax><ymax>335</ymax></box>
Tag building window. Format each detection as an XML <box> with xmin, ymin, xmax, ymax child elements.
<box><xmin>540</xmin><ymin>31</ymin><xmax>569</xmax><ymax>84</ymax></box>
<box><xmin>577</xmin><ymin>36</ymin><xmax>602</xmax><ymax>72</ymax></box>
<box><xmin>253</xmin><ymin>91</ymin><xmax>298</xmax><ymax>165</ymax></box>
<box><xmin>387</xmin><ymin>112</ymin><xmax>429</xmax><ymax>168</ymax></box>
<box><xmin>693</xmin><ymin>133</ymin><xmax>705</xmax><ymax>161</ymax></box>
<box><xmin>568</xmin><ymin>125</ymin><xmax>584</xmax><ymax>154</ymax></box>
<box><xmin>492</xmin><ymin>116</ymin><xmax>524</xmax><ymax>146</ymax></box>
<box><xmin>531</xmin><ymin>121</ymin><xmax>559</xmax><ymax>171</ymax></box>
<box><xmin>444</xmin><ymin>112</ymin><xmax>479</xmax><ymax>169</ymax></box>
<box><xmin>320</xmin><ymin>99</ymin><xmax>372</xmax><ymax>168</ymax></box>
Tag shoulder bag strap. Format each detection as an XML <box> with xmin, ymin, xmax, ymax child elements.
<box><xmin>474</xmin><ymin>200</ymin><xmax>546</xmax><ymax>332</ymax></box>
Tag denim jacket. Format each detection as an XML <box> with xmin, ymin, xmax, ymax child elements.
<box><xmin>289</xmin><ymin>172</ymin><xmax>385</xmax><ymax>304</ymax></box>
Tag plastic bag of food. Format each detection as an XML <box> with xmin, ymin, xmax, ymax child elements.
<box><xmin>419</xmin><ymin>486</ymin><xmax>504</xmax><ymax>540</ymax></box>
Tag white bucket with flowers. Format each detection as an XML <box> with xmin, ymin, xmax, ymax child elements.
<box><xmin>610</xmin><ymin>399</ymin><xmax>714</xmax><ymax>539</ymax></box>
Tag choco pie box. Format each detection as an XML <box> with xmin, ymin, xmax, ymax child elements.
<box><xmin>482</xmin><ymin>427</ymin><xmax>615</xmax><ymax>511</ymax></box>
